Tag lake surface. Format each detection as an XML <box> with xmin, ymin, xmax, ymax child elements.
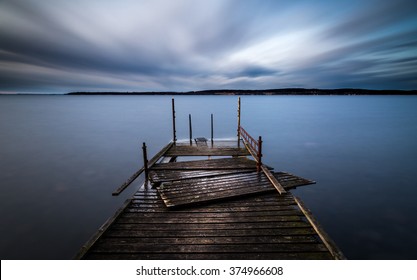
<box><xmin>1</xmin><ymin>95</ymin><xmax>417</xmax><ymax>260</ymax></box>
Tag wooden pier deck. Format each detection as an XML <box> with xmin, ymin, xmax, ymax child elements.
<box><xmin>77</xmin><ymin>140</ymin><xmax>344</xmax><ymax>260</ymax></box>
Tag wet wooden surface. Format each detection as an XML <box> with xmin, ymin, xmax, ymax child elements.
<box><xmin>157</xmin><ymin>172</ymin><xmax>275</xmax><ymax>207</ymax></box>
<box><xmin>165</xmin><ymin>144</ymin><xmax>250</xmax><ymax>157</ymax></box>
<box><xmin>150</xmin><ymin>157</ymin><xmax>258</xmax><ymax>184</ymax></box>
<box><xmin>81</xmin><ymin>188</ymin><xmax>334</xmax><ymax>260</ymax></box>
<box><xmin>155</xmin><ymin>171</ymin><xmax>316</xmax><ymax>208</ymax></box>
<box><xmin>78</xmin><ymin>140</ymin><xmax>343</xmax><ymax>260</ymax></box>
<box><xmin>152</xmin><ymin>157</ymin><xmax>258</xmax><ymax>170</ymax></box>
<box><xmin>274</xmin><ymin>171</ymin><xmax>316</xmax><ymax>190</ymax></box>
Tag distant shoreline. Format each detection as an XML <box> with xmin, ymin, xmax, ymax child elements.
<box><xmin>67</xmin><ymin>88</ymin><xmax>417</xmax><ymax>95</ymax></box>
<box><xmin>1</xmin><ymin>88</ymin><xmax>417</xmax><ymax>95</ymax></box>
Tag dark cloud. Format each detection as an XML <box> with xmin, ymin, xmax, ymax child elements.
<box><xmin>236</xmin><ymin>65</ymin><xmax>278</xmax><ymax>78</ymax></box>
<box><xmin>0</xmin><ymin>0</ymin><xmax>416</xmax><ymax>93</ymax></box>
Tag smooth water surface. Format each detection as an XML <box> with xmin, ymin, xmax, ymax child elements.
<box><xmin>1</xmin><ymin>95</ymin><xmax>416</xmax><ymax>259</ymax></box>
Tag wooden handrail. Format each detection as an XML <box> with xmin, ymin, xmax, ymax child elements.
<box><xmin>239</xmin><ymin>126</ymin><xmax>262</xmax><ymax>172</ymax></box>
<box><xmin>239</xmin><ymin>126</ymin><xmax>285</xmax><ymax>194</ymax></box>
<box><xmin>240</xmin><ymin>126</ymin><xmax>258</xmax><ymax>152</ymax></box>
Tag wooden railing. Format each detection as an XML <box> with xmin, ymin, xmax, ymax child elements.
<box><xmin>239</xmin><ymin>126</ymin><xmax>262</xmax><ymax>172</ymax></box>
<box><xmin>238</xmin><ymin>125</ymin><xmax>286</xmax><ymax>194</ymax></box>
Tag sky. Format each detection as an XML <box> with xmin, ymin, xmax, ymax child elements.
<box><xmin>1</xmin><ymin>0</ymin><xmax>417</xmax><ymax>93</ymax></box>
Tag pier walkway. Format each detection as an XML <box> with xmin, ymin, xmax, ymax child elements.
<box><xmin>76</xmin><ymin>139</ymin><xmax>344</xmax><ymax>260</ymax></box>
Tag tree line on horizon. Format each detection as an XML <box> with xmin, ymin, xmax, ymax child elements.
<box><xmin>67</xmin><ymin>88</ymin><xmax>417</xmax><ymax>95</ymax></box>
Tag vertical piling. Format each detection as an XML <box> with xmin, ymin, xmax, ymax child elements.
<box><xmin>172</xmin><ymin>98</ymin><xmax>177</xmax><ymax>144</ymax></box>
<box><xmin>257</xmin><ymin>136</ymin><xmax>263</xmax><ymax>172</ymax></box>
<box><xmin>142</xmin><ymin>142</ymin><xmax>149</xmax><ymax>181</ymax></box>
<box><xmin>189</xmin><ymin>114</ymin><xmax>193</xmax><ymax>145</ymax></box>
<box><xmin>211</xmin><ymin>113</ymin><xmax>214</xmax><ymax>145</ymax></box>
<box><xmin>237</xmin><ymin>97</ymin><xmax>241</xmax><ymax>147</ymax></box>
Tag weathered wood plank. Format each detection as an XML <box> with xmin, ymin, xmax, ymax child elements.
<box><xmin>158</xmin><ymin>171</ymin><xmax>269</xmax><ymax>190</ymax></box>
<box><xmin>110</xmin><ymin>221</ymin><xmax>312</xmax><ymax>231</ymax></box>
<box><xmin>160</xmin><ymin>189</ymin><xmax>275</xmax><ymax>208</ymax></box>
<box><xmin>150</xmin><ymin>169</ymin><xmax>252</xmax><ymax>183</ymax></box>
<box><xmin>89</xmin><ymin>242</ymin><xmax>329</xmax><ymax>254</ymax></box>
<box><xmin>294</xmin><ymin>196</ymin><xmax>346</xmax><ymax>260</ymax></box>
<box><xmin>84</xmin><ymin>252</ymin><xmax>333</xmax><ymax>260</ymax></box>
<box><xmin>120</xmin><ymin>210</ymin><xmax>303</xmax><ymax>218</ymax></box>
<box><xmin>156</xmin><ymin>172</ymin><xmax>279</xmax><ymax>207</ymax></box>
<box><xmin>261</xmin><ymin>165</ymin><xmax>286</xmax><ymax>195</ymax></box>
<box><xmin>124</xmin><ymin>205</ymin><xmax>299</xmax><ymax>213</ymax></box>
<box><xmin>116</xmin><ymin>215</ymin><xmax>303</xmax><ymax>224</ymax></box>
<box><xmin>274</xmin><ymin>171</ymin><xmax>316</xmax><ymax>190</ymax></box>
<box><xmin>165</xmin><ymin>145</ymin><xmax>250</xmax><ymax>157</ymax></box>
<box><xmin>112</xmin><ymin>167</ymin><xmax>145</xmax><ymax>196</ymax></box>
<box><xmin>134</xmin><ymin>191</ymin><xmax>294</xmax><ymax>202</ymax></box>
<box><xmin>74</xmin><ymin>198</ymin><xmax>131</xmax><ymax>259</ymax></box>
<box><xmin>157</xmin><ymin>176</ymin><xmax>272</xmax><ymax>198</ymax></box>
<box><xmin>112</xmin><ymin>142</ymin><xmax>174</xmax><ymax>195</ymax></box>
<box><xmin>104</xmin><ymin>227</ymin><xmax>318</xmax><ymax>238</ymax></box>
<box><xmin>130</xmin><ymin>198</ymin><xmax>298</xmax><ymax>209</ymax></box>
<box><xmin>95</xmin><ymin>235</ymin><xmax>319</xmax><ymax>246</ymax></box>
<box><xmin>152</xmin><ymin>157</ymin><xmax>257</xmax><ymax>170</ymax></box>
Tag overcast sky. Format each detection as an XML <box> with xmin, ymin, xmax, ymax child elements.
<box><xmin>1</xmin><ymin>0</ymin><xmax>417</xmax><ymax>93</ymax></box>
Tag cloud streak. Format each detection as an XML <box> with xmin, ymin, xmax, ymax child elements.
<box><xmin>1</xmin><ymin>0</ymin><xmax>417</xmax><ymax>93</ymax></box>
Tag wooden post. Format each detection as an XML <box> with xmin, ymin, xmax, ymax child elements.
<box><xmin>112</xmin><ymin>142</ymin><xmax>174</xmax><ymax>196</ymax></box>
<box><xmin>172</xmin><ymin>98</ymin><xmax>177</xmax><ymax>144</ymax></box>
<box><xmin>257</xmin><ymin>136</ymin><xmax>262</xmax><ymax>172</ymax></box>
<box><xmin>211</xmin><ymin>113</ymin><xmax>214</xmax><ymax>145</ymax></box>
<box><xmin>237</xmin><ymin>97</ymin><xmax>241</xmax><ymax>147</ymax></box>
<box><xmin>189</xmin><ymin>114</ymin><xmax>192</xmax><ymax>145</ymax></box>
<box><xmin>142</xmin><ymin>142</ymin><xmax>149</xmax><ymax>180</ymax></box>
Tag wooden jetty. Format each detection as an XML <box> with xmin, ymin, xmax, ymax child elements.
<box><xmin>76</xmin><ymin>98</ymin><xmax>345</xmax><ymax>260</ymax></box>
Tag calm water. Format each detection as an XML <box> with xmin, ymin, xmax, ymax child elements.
<box><xmin>1</xmin><ymin>95</ymin><xmax>417</xmax><ymax>260</ymax></box>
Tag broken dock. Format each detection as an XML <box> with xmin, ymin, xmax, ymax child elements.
<box><xmin>76</xmin><ymin>98</ymin><xmax>345</xmax><ymax>260</ymax></box>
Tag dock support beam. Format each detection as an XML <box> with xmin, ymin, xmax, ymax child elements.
<box><xmin>257</xmin><ymin>136</ymin><xmax>262</xmax><ymax>172</ymax></box>
<box><xmin>237</xmin><ymin>97</ymin><xmax>241</xmax><ymax>147</ymax></box>
<box><xmin>172</xmin><ymin>98</ymin><xmax>177</xmax><ymax>144</ymax></box>
<box><xmin>142</xmin><ymin>142</ymin><xmax>149</xmax><ymax>182</ymax></box>
<box><xmin>189</xmin><ymin>114</ymin><xmax>192</xmax><ymax>145</ymax></box>
<box><xmin>211</xmin><ymin>113</ymin><xmax>214</xmax><ymax>145</ymax></box>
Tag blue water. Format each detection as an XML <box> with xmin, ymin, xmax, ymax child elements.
<box><xmin>1</xmin><ymin>95</ymin><xmax>416</xmax><ymax>259</ymax></box>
